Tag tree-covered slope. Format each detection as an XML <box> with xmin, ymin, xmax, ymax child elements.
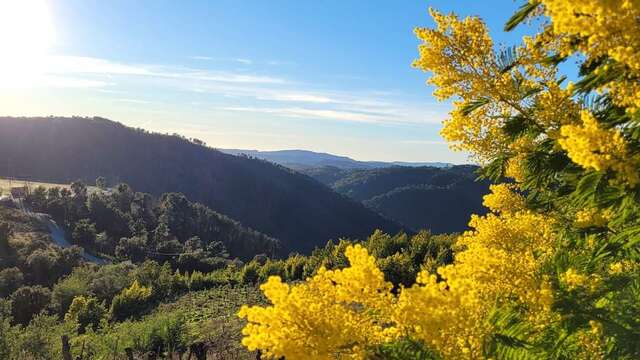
<box><xmin>0</xmin><ymin>117</ymin><xmax>402</xmax><ymax>254</ymax></box>
<box><xmin>303</xmin><ymin>165</ymin><xmax>489</xmax><ymax>233</ymax></box>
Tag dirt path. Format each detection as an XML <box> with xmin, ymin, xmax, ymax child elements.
<box><xmin>30</xmin><ymin>210</ymin><xmax>109</xmax><ymax>264</ymax></box>
<box><xmin>14</xmin><ymin>199</ymin><xmax>107</xmax><ymax>264</ymax></box>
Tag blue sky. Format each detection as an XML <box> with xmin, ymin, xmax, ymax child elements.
<box><xmin>0</xmin><ymin>0</ymin><xmax>536</xmax><ymax>163</ymax></box>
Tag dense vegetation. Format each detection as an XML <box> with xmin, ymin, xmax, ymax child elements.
<box><xmin>303</xmin><ymin>165</ymin><xmax>490</xmax><ymax>233</ymax></box>
<box><xmin>0</xmin><ymin>117</ymin><xmax>402</xmax><ymax>254</ymax></box>
<box><xmin>0</xmin><ymin>199</ymin><xmax>452</xmax><ymax>358</ymax></box>
<box><xmin>26</xmin><ymin>181</ymin><xmax>278</xmax><ymax>262</ymax></box>
<box><xmin>238</xmin><ymin>1</ymin><xmax>640</xmax><ymax>359</ymax></box>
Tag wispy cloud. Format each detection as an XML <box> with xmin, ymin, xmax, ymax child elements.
<box><xmin>220</xmin><ymin>106</ymin><xmax>416</xmax><ymax>124</ymax></box>
<box><xmin>17</xmin><ymin>55</ymin><xmax>446</xmax><ymax>126</ymax></box>
<box><xmin>267</xmin><ymin>60</ymin><xmax>296</xmax><ymax>66</ymax></box>
<box><xmin>188</xmin><ymin>55</ymin><xmax>214</xmax><ymax>60</ymax></box>
<box><xmin>42</xmin><ymin>55</ymin><xmax>287</xmax><ymax>84</ymax></box>
<box><xmin>257</xmin><ymin>93</ymin><xmax>335</xmax><ymax>104</ymax></box>
<box><xmin>236</xmin><ymin>58</ymin><xmax>252</xmax><ymax>65</ymax></box>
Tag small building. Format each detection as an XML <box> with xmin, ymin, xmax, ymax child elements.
<box><xmin>10</xmin><ymin>186</ymin><xmax>28</xmax><ymax>199</ymax></box>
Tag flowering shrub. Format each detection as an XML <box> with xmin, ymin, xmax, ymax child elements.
<box><xmin>238</xmin><ymin>1</ymin><xmax>640</xmax><ymax>358</ymax></box>
<box><xmin>109</xmin><ymin>280</ymin><xmax>152</xmax><ymax>321</ymax></box>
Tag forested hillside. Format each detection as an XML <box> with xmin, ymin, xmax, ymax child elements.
<box><xmin>24</xmin><ymin>181</ymin><xmax>279</xmax><ymax>261</ymax></box>
<box><xmin>303</xmin><ymin>165</ymin><xmax>490</xmax><ymax>233</ymax></box>
<box><xmin>0</xmin><ymin>117</ymin><xmax>402</xmax><ymax>254</ymax></box>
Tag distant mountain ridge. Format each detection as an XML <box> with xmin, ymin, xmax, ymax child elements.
<box><xmin>220</xmin><ymin>149</ymin><xmax>452</xmax><ymax>170</ymax></box>
<box><xmin>0</xmin><ymin>116</ymin><xmax>403</xmax><ymax>254</ymax></box>
<box><xmin>301</xmin><ymin>165</ymin><xmax>490</xmax><ymax>234</ymax></box>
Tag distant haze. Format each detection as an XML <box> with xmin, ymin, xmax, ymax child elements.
<box><xmin>219</xmin><ymin>149</ymin><xmax>452</xmax><ymax>170</ymax></box>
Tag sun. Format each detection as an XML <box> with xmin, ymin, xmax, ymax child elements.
<box><xmin>0</xmin><ymin>0</ymin><xmax>55</xmax><ymax>87</ymax></box>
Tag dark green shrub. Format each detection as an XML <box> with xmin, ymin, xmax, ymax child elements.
<box><xmin>258</xmin><ymin>260</ymin><xmax>286</xmax><ymax>282</ymax></box>
<box><xmin>240</xmin><ymin>261</ymin><xmax>260</xmax><ymax>284</ymax></box>
<box><xmin>0</xmin><ymin>267</ymin><xmax>23</xmax><ymax>297</ymax></box>
<box><xmin>10</xmin><ymin>285</ymin><xmax>51</xmax><ymax>325</ymax></box>
<box><xmin>72</xmin><ymin>219</ymin><xmax>97</xmax><ymax>248</ymax></box>
<box><xmin>50</xmin><ymin>271</ymin><xmax>91</xmax><ymax>316</ymax></box>
<box><xmin>284</xmin><ymin>255</ymin><xmax>306</xmax><ymax>281</ymax></box>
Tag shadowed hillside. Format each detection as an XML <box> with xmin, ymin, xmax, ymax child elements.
<box><xmin>302</xmin><ymin>165</ymin><xmax>490</xmax><ymax>233</ymax></box>
<box><xmin>0</xmin><ymin>116</ymin><xmax>402</xmax><ymax>254</ymax></box>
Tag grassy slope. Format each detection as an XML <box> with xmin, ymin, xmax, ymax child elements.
<box><xmin>0</xmin><ymin>177</ymin><xmax>98</xmax><ymax>196</ymax></box>
<box><xmin>153</xmin><ymin>285</ymin><xmax>266</xmax><ymax>359</ymax></box>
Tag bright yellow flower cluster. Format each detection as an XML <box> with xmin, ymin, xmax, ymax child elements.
<box><xmin>413</xmin><ymin>9</ymin><xmax>496</xmax><ymax>102</ymax></box>
<box><xmin>395</xmin><ymin>209</ymin><xmax>555</xmax><ymax>357</ymax></box>
<box><xmin>482</xmin><ymin>183</ymin><xmax>526</xmax><ymax>214</ymax></box>
<box><xmin>122</xmin><ymin>279</ymin><xmax>151</xmax><ymax>299</ymax></box>
<box><xmin>414</xmin><ymin>8</ymin><xmax>582</xmax><ymax>163</ymax></box>
<box><xmin>560</xmin><ymin>268</ymin><xmax>602</xmax><ymax>292</ymax></box>
<box><xmin>574</xmin><ymin>207</ymin><xmax>613</xmax><ymax>228</ymax></box>
<box><xmin>541</xmin><ymin>0</ymin><xmax>640</xmax><ymax>111</ymax></box>
<box><xmin>541</xmin><ymin>0</ymin><xmax>640</xmax><ymax>71</ymax></box>
<box><xmin>608</xmin><ymin>260</ymin><xmax>636</xmax><ymax>275</ymax></box>
<box><xmin>558</xmin><ymin>111</ymin><xmax>639</xmax><ymax>185</ymax></box>
<box><xmin>414</xmin><ymin>10</ymin><xmax>521</xmax><ymax>162</ymax></box>
<box><xmin>239</xmin><ymin>204</ymin><xmax>557</xmax><ymax>359</ymax></box>
<box><xmin>238</xmin><ymin>244</ymin><xmax>397</xmax><ymax>359</ymax></box>
<box><xmin>505</xmin><ymin>153</ymin><xmax>528</xmax><ymax>182</ymax></box>
<box><xmin>560</xmin><ymin>268</ymin><xmax>588</xmax><ymax>290</ymax></box>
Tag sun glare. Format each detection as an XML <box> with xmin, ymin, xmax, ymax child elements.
<box><xmin>0</xmin><ymin>0</ymin><xmax>55</xmax><ymax>87</ymax></box>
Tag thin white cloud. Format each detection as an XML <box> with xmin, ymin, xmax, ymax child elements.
<box><xmin>257</xmin><ymin>93</ymin><xmax>335</xmax><ymax>103</ymax></box>
<box><xmin>236</xmin><ymin>58</ymin><xmax>252</xmax><ymax>65</ymax></box>
<box><xmin>267</xmin><ymin>60</ymin><xmax>296</xmax><ymax>66</ymax></box>
<box><xmin>11</xmin><ymin>54</ymin><xmax>446</xmax><ymax>125</ymax></box>
<box><xmin>221</xmin><ymin>106</ymin><xmax>395</xmax><ymax>124</ymax></box>
<box><xmin>189</xmin><ymin>55</ymin><xmax>213</xmax><ymax>60</ymax></box>
<box><xmin>188</xmin><ymin>72</ymin><xmax>285</xmax><ymax>84</ymax></box>
<box><xmin>42</xmin><ymin>55</ymin><xmax>286</xmax><ymax>84</ymax></box>
<box><xmin>218</xmin><ymin>103</ymin><xmax>445</xmax><ymax>125</ymax></box>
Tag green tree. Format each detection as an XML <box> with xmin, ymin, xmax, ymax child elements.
<box><xmin>10</xmin><ymin>285</ymin><xmax>51</xmax><ymax>325</ymax></box>
<box><xmin>0</xmin><ymin>267</ymin><xmax>24</xmax><ymax>297</ymax></box>
<box><xmin>72</xmin><ymin>219</ymin><xmax>97</xmax><ymax>248</ymax></box>
<box><xmin>26</xmin><ymin>249</ymin><xmax>57</xmax><ymax>285</ymax></box>
<box><xmin>115</xmin><ymin>235</ymin><xmax>148</xmax><ymax>262</ymax></box>
<box><xmin>50</xmin><ymin>270</ymin><xmax>90</xmax><ymax>316</ymax></box>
